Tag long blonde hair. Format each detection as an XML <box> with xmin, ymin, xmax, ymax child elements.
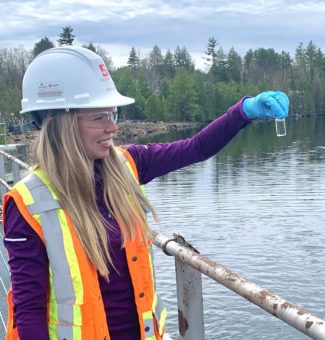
<box><xmin>33</xmin><ymin>110</ymin><xmax>157</xmax><ymax>280</ymax></box>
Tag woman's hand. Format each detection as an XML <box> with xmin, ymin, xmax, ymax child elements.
<box><xmin>242</xmin><ymin>91</ymin><xmax>289</xmax><ymax>120</ymax></box>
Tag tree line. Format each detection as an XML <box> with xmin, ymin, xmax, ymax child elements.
<box><xmin>1</xmin><ymin>27</ymin><xmax>325</xmax><ymax>122</ymax></box>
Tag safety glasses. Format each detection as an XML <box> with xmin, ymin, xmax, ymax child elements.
<box><xmin>77</xmin><ymin>109</ymin><xmax>118</xmax><ymax>129</ymax></box>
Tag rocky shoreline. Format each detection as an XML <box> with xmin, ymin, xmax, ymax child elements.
<box><xmin>7</xmin><ymin>120</ymin><xmax>200</xmax><ymax>147</ymax></box>
<box><xmin>114</xmin><ymin>121</ymin><xmax>200</xmax><ymax>143</ymax></box>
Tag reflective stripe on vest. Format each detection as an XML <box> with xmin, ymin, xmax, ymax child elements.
<box><xmin>18</xmin><ymin>171</ymin><xmax>84</xmax><ymax>339</ymax></box>
<box><xmin>148</xmin><ymin>245</ymin><xmax>167</xmax><ymax>335</ymax></box>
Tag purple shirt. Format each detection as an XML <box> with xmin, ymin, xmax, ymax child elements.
<box><xmin>3</xmin><ymin>99</ymin><xmax>250</xmax><ymax>339</ymax></box>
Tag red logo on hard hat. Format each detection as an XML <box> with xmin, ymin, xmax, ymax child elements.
<box><xmin>99</xmin><ymin>64</ymin><xmax>109</xmax><ymax>77</ymax></box>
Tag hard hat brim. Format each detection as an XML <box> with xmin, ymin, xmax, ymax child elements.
<box><xmin>20</xmin><ymin>94</ymin><xmax>135</xmax><ymax>114</ymax></box>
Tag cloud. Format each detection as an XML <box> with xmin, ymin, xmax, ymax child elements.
<box><xmin>1</xmin><ymin>0</ymin><xmax>325</xmax><ymax>69</ymax></box>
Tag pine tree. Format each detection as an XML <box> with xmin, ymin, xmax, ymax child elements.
<box><xmin>227</xmin><ymin>47</ymin><xmax>242</xmax><ymax>82</ymax></box>
<box><xmin>295</xmin><ymin>42</ymin><xmax>306</xmax><ymax>67</ymax></box>
<box><xmin>127</xmin><ymin>47</ymin><xmax>140</xmax><ymax>69</ymax></box>
<box><xmin>204</xmin><ymin>37</ymin><xmax>221</xmax><ymax>82</ymax></box>
<box><xmin>148</xmin><ymin>45</ymin><xmax>164</xmax><ymax>91</ymax></box>
<box><xmin>57</xmin><ymin>26</ymin><xmax>75</xmax><ymax>46</ymax></box>
<box><xmin>174</xmin><ymin>46</ymin><xmax>194</xmax><ymax>72</ymax></box>
<box><xmin>163</xmin><ymin>49</ymin><xmax>175</xmax><ymax>79</ymax></box>
<box><xmin>83</xmin><ymin>42</ymin><xmax>96</xmax><ymax>52</ymax></box>
<box><xmin>32</xmin><ymin>37</ymin><xmax>54</xmax><ymax>58</ymax></box>
<box><xmin>204</xmin><ymin>36</ymin><xmax>218</xmax><ymax>66</ymax></box>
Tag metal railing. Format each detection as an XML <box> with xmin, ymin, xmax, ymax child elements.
<box><xmin>0</xmin><ymin>149</ymin><xmax>325</xmax><ymax>339</ymax></box>
<box><xmin>0</xmin><ymin>147</ymin><xmax>29</xmax><ymax>200</ymax></box>
<box><xmin>154</xmin><ymin>232</ymin><xmax>325</xmax><ymax>339</ymax></box>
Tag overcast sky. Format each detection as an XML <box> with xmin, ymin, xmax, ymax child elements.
<box><xmin>1</xmin><ymin>0</ymin><xmax>325</xmax><ymax>70</ymax></box>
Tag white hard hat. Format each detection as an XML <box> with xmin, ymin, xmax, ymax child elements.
<box><xmin>21</xmin><ymin>46</ymin><xmax>134</xmax><ymax>114</ymax></box>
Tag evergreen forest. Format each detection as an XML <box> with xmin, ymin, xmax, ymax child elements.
<box><xmin>1</xmin><ymin>27</ymin><xmax>325</xmax><ymax>123</ymax></box>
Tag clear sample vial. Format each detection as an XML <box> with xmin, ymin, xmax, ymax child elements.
<box><xmin>275</xmin><ymin>118</ymin><xmax>286</xmax><ymax>137</ymax></box>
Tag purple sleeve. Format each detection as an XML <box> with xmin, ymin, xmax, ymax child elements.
<box><xmin>3</xmin><ymin>198</ymin><xmax>49</xmax><ymax>340</ymax></box>
<box><xmin>127</xmin><ymin>98</ymin><xmax>251</xmax><ymax>184</ymax></box>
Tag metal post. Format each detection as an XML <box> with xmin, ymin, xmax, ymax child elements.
<box><xmin>0</xmin><ymin>122</ymin><xmax>6</xmax><ymax>145</ymax></box>
<box><xmin>175</xmin><ymin>257</ymin><xmax>205</xmax><ymax>339</ymax></box>
<box><xmin>12</xmin><ymin>161</ymin><xmax>20</xmax><ymax>184</ymax></box>
<box><xmin>0</xmin><ymin>154</ymin><xmax>7</xmax><ymax>199</ymax></box>
<box><xmin>3</xmin><ymin>122</ymin><xmax>7</xmax><ymax>145</ymax></box>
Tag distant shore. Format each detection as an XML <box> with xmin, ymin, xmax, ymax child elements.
<box><xmin>114</xmin><ymin>120</ymin><xmax>200</xmax><ymax>143</ymax></box>
<box><xmin>7</xmin><ymin>120</ymin><xmax>201</xmax><ymax>147</ymax></box>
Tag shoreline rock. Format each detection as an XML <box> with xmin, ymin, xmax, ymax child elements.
<box><xmin>114</xmin><ymin>121</ymin><xmax>200</xmax><ymax>143</ymax></box>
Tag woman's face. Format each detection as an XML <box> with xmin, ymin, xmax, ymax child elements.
<box><xmin>77</xmin><ymin>107</ymin><xmax>118</xmax><ymax>163</ymax></box>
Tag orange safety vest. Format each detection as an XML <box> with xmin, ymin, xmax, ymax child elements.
<box><xmin>3</xmin><ymin>147</ymin><xmax>167</xmax><ymax>340</ymax></box>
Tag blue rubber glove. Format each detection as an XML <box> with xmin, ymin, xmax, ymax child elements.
<box><xmin>242</xmin><ymin>91</ymin><xmax>289</xmax><ymax>120</ymax></box>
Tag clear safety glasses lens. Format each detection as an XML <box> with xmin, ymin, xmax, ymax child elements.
<box><xmin>78</xmin><ymin>110</ymin><xmax>118</xmax><ymax>128</ymax></box>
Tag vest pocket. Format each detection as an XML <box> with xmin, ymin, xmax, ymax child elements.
<box><xmin>48</xmin><ymin>302</ymin><xmax>95</xmax><ymax>339</ymax></box>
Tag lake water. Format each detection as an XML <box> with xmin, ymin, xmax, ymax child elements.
<box><xmin>140</xmin><ymin>116</ymin><xmax>325</xmax><ymax>339</ymax></box>
<box><xmin>1</xmin><ymin>116</ymin><xmax>325</xmax><ymax>339</ymax></box>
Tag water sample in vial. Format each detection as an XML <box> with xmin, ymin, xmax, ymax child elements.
<box><xmin>275</xmin><ymin>118</ymin><xmax>286</xmax><ymax>137</ymax></box>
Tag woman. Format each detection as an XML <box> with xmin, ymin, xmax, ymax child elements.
<box><xmin>2</xmin><ymin>46</ymin><xmax>289</xmax><ymax>340</ymax></box>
